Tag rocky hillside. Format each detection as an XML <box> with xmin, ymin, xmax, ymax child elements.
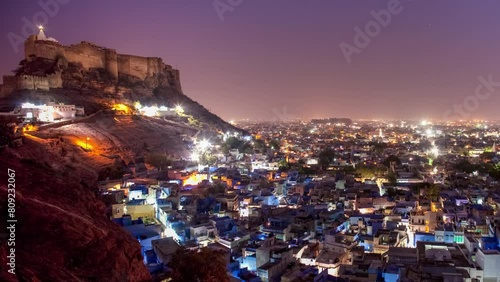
<box><xmin>0</xmin><ymin>140</ymin><xmax>151</xmax><ymax>282</ymax></box>
<box><xmin>8</xmin><ymin>56</ymin><xmax>241</xmax><ymax>134</ymax></box>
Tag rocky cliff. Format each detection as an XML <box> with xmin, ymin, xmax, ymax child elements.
<box><xmin>0</xmin><ymin>139</ymin><xmax>151</xmax><ymax>282</ymax></box>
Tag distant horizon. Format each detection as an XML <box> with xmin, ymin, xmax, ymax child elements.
<box><xmin>232</xmin><ymin>117</ymin><xmax>500</xmax><ymax>123</ymax></box>
<box><xmin>2</xmin><ymin>1</ymin><xmax>500</xmax><ymax>121</ymax></box>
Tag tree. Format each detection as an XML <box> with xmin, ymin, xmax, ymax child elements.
<box><xmin>454</xmin><ymin>160</ymin><xmax>475</xmax><ymax>174</ymax></box>
<box><xmin>387</xmin><ymin>171</ymin><xmax>397</xmax><ymax>186</ymax></box>
<box><xmin>204</xmin><ymin>182</ymin><xmax>227</xmax><ymax>197</ymax></box>
<box><xmin>354</xmin><ymin>165</ymin><xmax>386</xmax><ymax>179</ymax></box>
<box><xmin>386</xmin><ymin>187</ymin><xmax>397</xmax><ymax>198</ymax></box>
<box><xmin>221</xmin><ymin>136</ymin><xmax>243</xmax><ymax>154</ymax></box>
<box><xmin>426</xmin><ymin>184</ymin><xmax>440</xmax><ymax>201</ymax></box>
<box><xmin>222</xmin><ymin>137</ymin><xmax>252</xmax><ymax>154</ymax></box>
<box><xmin>199</xmin><ymin>151</ymin><xmax>218</xmax><ymax>167</ymax></box>
<box><xmin>480</xmin><ymin>152</ymin><xmax>496</xmax><ymax>162</ymax></box>
<box><xmin>298</xmin><ymin>165</ymin><xmax>316</xmax><ymax>175</ymax></box>
<box><xmin>318</xmin><ymin>147</ymin><xmax>336</xmax><ymax>170</ymax></box>
<box><xmin>253</xmin><ymin>138</ymin><xmax>266</xmax><ymax>153</ymax></box>
<box><xmin>419</xmin><ymin>139</ymin><xmax>432</xmax><ymax>151</ymax></box>
<box><xmin>488</xmin><ymin>164</ymin><xmax>500</xmax><ymax>180</ymax></box>
<box><xmin>412</xmin><ymin>183</ymin><xmax>440</xmax><ymax>201</ymax></box>
<box><xmin>98</xmin><ymin>165</ymin><xmax>125</xmax><ymax>181</ymax></box>
<box><xmin>278</xmin><ymin>159</ymin><xmax>290</xmax><ymax>170</ymax></box>
<box><xmin>370</xmin><ymin>142</ymin><xmax>387</xmax><ymax>155</ymax></box>
<box><xmin>383</xmin><ymin>155</ymin><xmax>401</xmax><ymax>168</ymax></box>
<box><xmin>145</xmin><ymin>153</ymin><xmax>172</xmax><ymax>170</ymax></box>
<box><xmin>169</xmin><ymin>247</ymin><xmax>229</xmax><ymax>282</ymax></box>
<box><xmin>0</xmin><ymin>123</ymin><xmax>15</xmax><ymax>150</ymax></box>
<box><xmin>269</xmin><ymin>139</ymin><xmax>280</xmax><ymax>151</ymax></box>
<box><xmin>355</xmin><ymin>164</ymin><xmax>379</xmax><ymax>180</ymax></box>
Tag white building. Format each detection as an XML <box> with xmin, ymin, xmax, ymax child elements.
<box><xmin>19</xmin><ymin>102</ymin><xmax>84</xmax><ymax>122</ymax></box>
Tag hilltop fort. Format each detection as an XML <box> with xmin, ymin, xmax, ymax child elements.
<box><xmin>0</xmin><ymin>26</ymin><xmax>181</xmax><ymax>97</ymax></box>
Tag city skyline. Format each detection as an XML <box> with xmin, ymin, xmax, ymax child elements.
<box><xmin>1</xmin><ymin>0</ymin><xmax>500</xmax><ymax>121</ymax></box>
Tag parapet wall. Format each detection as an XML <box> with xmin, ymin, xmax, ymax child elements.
<box><xmin>117</xmin><ymin>55</ymin><xmax>164</xmax><ymax>80</ymax></box>
<box><xmin>2</xmin><ymin>72</ymin><xmax>63</xmax><ymax>92</ymax></box>
<box><xmin>18</xmin><ymin>75</ymin><xmax>49</xmax><ymax>90</ymax></box>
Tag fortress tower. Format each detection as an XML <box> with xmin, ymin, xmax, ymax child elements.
<box><xmin>105</xmin><ymin>49</ymin><xmax>118</xmax><ymax>80</ymax></box>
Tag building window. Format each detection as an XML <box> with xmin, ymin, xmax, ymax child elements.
<box><xmin>454</xmin><ymin>235</ymin><xmax>464</xmax><ymax>244</ymax></box>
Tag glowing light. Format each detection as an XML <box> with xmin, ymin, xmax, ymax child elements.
<box><xmin>430</xmin><ymin>146</ymin><xmax>439</xmax><ymax>156</ymax></box>
<box><xmin>191</xmin><ymin>152</ymin><xmax>199</xmax><ymax>161</ymax></box>
<box><xmin>38</xmin><ymin>25</ymin><xmax>44</xmax><ymax>30</ymax></box>
<box><xmin>21</xmin><ymin>103</ymin><xmax>43</xmax><ymax>109</ymax></box>
<box><xmin>23</xmin><ymin>124</ymin><xmax>38</xmax><ymax>132</ymax></box>
<box><xmin>134</xmin><ymin>101</ymin><xmax>142</xmax><ymax>110</ymax></box>
<box><xmin>175</xmin><ymin>105</ymin><xmax>184</xmax><ymax>114</ymax></box>
<box><xmin>183</xmin><ymin>173</ymin><xmax>207</xmax><ymax>186</ymax></box>
<box><xmin>142</xmin><ymin>106</ymin><xmax>158</xmax><ymax>117</ymax></box>
<box><xmin>164</xmin><ymin>227</ymin><xmax>179</xmax><ymax>241</ymax></box>
<box><xmin>198</xmin><ymin>139</ymin><xmax>210</xmax><ymax>150</ymax></box>
<box><xmin>112</xmin><ymin>104</ymin><xmax>130</xmax><ymax>114</ymax></box>
<box><xmin>76</xmin><ymin>139</ymin><xmax>93</xmax><ymax>151</ymax></box>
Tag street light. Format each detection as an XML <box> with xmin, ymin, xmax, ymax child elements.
<box><xmin>85</xmin><ymin>137</ymin><xmax>90</xmax><ymax>150</ymax></box>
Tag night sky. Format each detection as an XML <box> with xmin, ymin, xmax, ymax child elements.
<box><xmin>1</xmin><ymin>0</ymin><xmax>500</xmax><ymax>121</ymax></box>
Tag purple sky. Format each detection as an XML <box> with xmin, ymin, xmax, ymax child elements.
<box><xmin>1</xmin><ymin>0</ymin><xmax>500</xmax><ymax>121</ymax></box>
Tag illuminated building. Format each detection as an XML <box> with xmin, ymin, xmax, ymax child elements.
<box><xmin>19</xmin><ymin>102</ymin><xmax>84</xmax><ymax>122</ymax></box>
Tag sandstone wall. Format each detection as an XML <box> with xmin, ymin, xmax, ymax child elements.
<box><xmin>118</xmin><ymin>55</ymin><xmax>149</xmax><ymax>80</ymax></box>
<box><xmin>105</xmin><ymin>49</ymin><xmax>118</xmax><ymax>79</ymax></box>
<box><xmin>17</xmin><ymin>75</ymin><xmax>50</xmax><ymax>91</ymax></box>
<box><xmin>26</xmin><ymin>39</ymin><xmax>107</xmax><ymax>71</ymax></box>
<box><xmin>24</xmin><ymin>38</ymin><xmax>181</xmax><ymax>87</ymax></box>
<box><xmin>27</xmin><ymin>40</ymin><xmax>64</xmax><ymax>61</ymax></box>
<box><xmin>0</xmin><ymin>72</ymin><xmax>62</xmax><ymax>96</ymax></box>
<box><xmin>0</xmin><ymin>75</ymin><xmax>18</xmax><ymax>97</ymax></box>
<box><xmin>65</xmin><ymin>42</ymin><xmax>106</xmax><ymax>70</ymax></box>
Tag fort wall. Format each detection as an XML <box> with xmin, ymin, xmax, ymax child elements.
<box><xmin>0</xmin><ymin>72</ymin><xmax>63</xmax><ymax>97</ymax></box>
<box><xmin>24</xmin><ymin>36</ymin><xmax>177</xmax><ymax>84</ymax></box>
<box><xmin>17</xmin><ymin>75</ymin><xmax>49</xmax><ymax>91</ymax></box>
<box><xmin>0</xmin><ymin>75</ymin><xmax>18</xmax><ymax>97</ymax></box>
<box><xmin>10</xmin><ymin>35</ymin><xmax>183</xmax><ymax>93</ymax></box>
<box><xmin>105</xmin><ymin>49</ymin><xmax>118</xmax><ymax>79</ymax></box>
